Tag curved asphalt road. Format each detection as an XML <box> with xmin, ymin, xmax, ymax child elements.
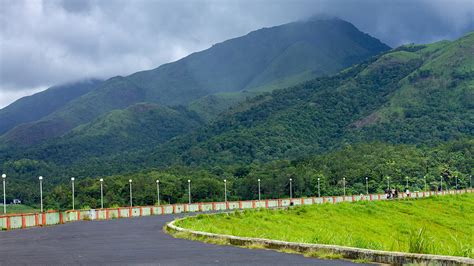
<box><xmin>0</xmin><ymin>214</ymin><xmax>369</xmax><ymax>265</ymax></box>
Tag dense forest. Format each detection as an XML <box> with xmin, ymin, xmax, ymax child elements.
<box><xmin>3</xmin><ymin>140</ymin><xmax>471</xmax><ymax>210</ymax></box>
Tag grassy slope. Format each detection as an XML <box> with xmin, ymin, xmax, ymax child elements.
<box><xmin>1</xmin><ymin>204</ymin><xmax>39</xmax><ymax>214</ymax></box>
<box><xmin>177</xmin><ymin>194</ymin><xmax>474</xmax><ymax>258</ymax></box>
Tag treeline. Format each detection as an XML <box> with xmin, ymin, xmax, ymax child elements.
<box><xmin>6</xmin><ymin>140</ymin><xmax>468</xmax><ymax>210</ymax></box>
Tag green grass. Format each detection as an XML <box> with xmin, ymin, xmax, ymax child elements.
<box><xmin>176</xmin><ymin>194</ymin><xmax>474</xmax><ymax>258</ymax></box>
<box><xmin>1</xmin><ymin>204</ymin><xmax>39</xmax><ymax>214</ymax></box>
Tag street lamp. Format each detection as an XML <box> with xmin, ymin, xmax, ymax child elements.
<box><xmin>317</xmin><ymin>178</ymin><xmax>320</xmax><ymax>197</ymax></box>
<box><xmin>39</xmin><ymin>176</ymin><xmax>43</xmax><ymax>212</ymax></box>
<box><xmin>387</xmin><ymin>176</ymin><xmax>390</xmax><ymax>191</ymax></box>
<box><xmin>440</xmin><ymin>175</ymin><xmax>443</xmax><ymax>193</ymax></box>
<box><xmin>289</xmin><ymin>178</ymin><xmax>293</xmax><ymax>199</ymax></box>
<box><xmin>100</xmin><ymin>178</ymin><xmax>104</xmax><ymax>209</ymax></box>
<box><xmin>224</xmin><ymin>179</ymin><xmax>227</xmax><ymax>203</ymax></box>
<box><xmin>423</xmin><ymin>176</ymin><xmax>427</xmax><ymax>192</ymax></box>
<box><xmin>343</xmin><ymin>177</ymin><xmax>346</xmax><ymax>197</ymax></box>
<box><xmin>365</xmin><ymin>177</ymin><xmax>368</xmax><ymax>195</ymax></box>
<box><xmin>2</xmin><ymin>174</ymin><xmax>6</xmax><ymax>214</ymax></box>
<box><xmin>405</xmin><ymin>176</ymin><xmax>409</xmax><ymax>189</ymax></box>
<box><xmin>258</xmin><ymin>179</ymin><xmax>261</xmax><ymax>201</ymax></box>
<box><xmin>71</xmin><ymin>177</ymin><xmax>75</xmax><ymax>210</ymax></box>
<box><xmin>156</xmin><ymin>180</ymin><xmax>160</xmax><ymax>206</ymax></box>
<box><xmin>129</xmin><ymin>179</ymin><xmax>133</xmax><ymax>207</ymax></box>
<box><xmin>188</xmin><ymin>180</ymin><xmax>191</xmax><ymax>204</ymax></box>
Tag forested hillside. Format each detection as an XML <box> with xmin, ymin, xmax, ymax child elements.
<box><xmin>0</xmin><ymin>17</ymin><xmax>388</xmax><ymax>146</ymax></box>
<box><xmin>148</xmin><ymin>32</ymin><xmax>474</xmax><ymax>167</ymax></box>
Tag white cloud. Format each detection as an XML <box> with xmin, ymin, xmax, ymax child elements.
<box><xmin>0</xmin><ymin>0</ymin><xmax>473</xmax><ymax>108</ymax></box>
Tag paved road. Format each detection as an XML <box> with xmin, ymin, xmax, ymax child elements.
<box><xmin>0</xmin><ymin>214</ymin><xmax>368</xmax><ymax>265</ymax></box>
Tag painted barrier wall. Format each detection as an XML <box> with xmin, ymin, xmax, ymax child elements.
<box><xmin>0</xmin><ymin>189</ymin><xmax>472</xmax><ymax>230</ymax></box>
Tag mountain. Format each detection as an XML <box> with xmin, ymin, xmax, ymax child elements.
<box><xmin>8</xmin><ymin>31</ymin><xmax>471</xmax><ymax>179</ymax></box>
<box><xmin>0</xmin><ymin>17</ymin><xmax>389</xmax><ymax>146</ymax></box>
<box><xmin>42</xmin><ymin>103</ymin><xmax>203</xmax><ymax>160</ymax></box>
<box><xmin>138</xmin><ymin>31</ymin><xmax>473</xmax><ymax>167</ymax></box>
<box><xmin>0</xmin><ymin>79</ymin><xmax>101</xmax><ymax>135</ymax></box>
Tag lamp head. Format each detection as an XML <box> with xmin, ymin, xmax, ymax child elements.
<box><xmin>188</xmin><ymin>179</ymin><xmax>190</xmax><ymax>183</ymax></box>
<box><xmin>71</xmin><ymin>177</ymin><xmax>75</xmax><ymax>181</ymax></box>
<box><xmin>1</xmin><ymin>174</ymin><xmax>5</xmax><ymax>179</ymax></box>
<box><xmin>129</xmin><ymin>179</ymin><xmax>132</xmax><ymax>183</ymax></box>
<box><xmin>100</xmin><ymin>178</ymin><xmax>103</xmax><ymax>182</ymax></box>
<box><xmin>39</xmin><ymin>176</ymin><xmax>43</xmax><ymax>180</ymax></box>
<box><xmin>258</xmin><ymin>179</ymin><xmax>260</xmax><ymax>182</ymax></box>
<box><xmin>156</xmin><ymin>180</ymin><xmax>159</xmax><ymax>183</ymax></box>
<box><xmin>224</xmin><ymin>179</ymin><xmax>226</xmax><ymax>183</ymax></box>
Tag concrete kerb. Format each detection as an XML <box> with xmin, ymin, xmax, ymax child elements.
<box><xmin>166</xmin><ymin>213</ymin><xmax>474</xmax><ymax>266</ymax></box>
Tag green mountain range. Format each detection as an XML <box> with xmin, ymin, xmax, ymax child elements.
<box><xmin>0</xmin><ymin>17</ymin><xmax>388</xmax><ymax>146</ymax></box>
<box><xmin>116</xmin><ymin>31</ymin><xmax>471</xmax><ymax>170</ymax></box>
<box><xmin>0</xmin><ymin>79</ymin><xmax>101</xmax><ymax>135</ymax></box>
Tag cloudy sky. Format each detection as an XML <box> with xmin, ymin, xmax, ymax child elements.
<box><xmin>0</xmin><ymin>0</ymin><xmax>473</xmax><ymax>108</ymax></box>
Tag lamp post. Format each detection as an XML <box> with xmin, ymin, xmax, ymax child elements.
<box><xmin>343</xmin><ymin>177</ymin><xmax>346</xmax><ymax>197</ymax></box>
<box><xmin>39</xmin><ymin>176</ymin><xmax>43</xmax><ymax>212</ymax></box>
<box><xmin>224</xmin><ymin>179</ymin><xmax>227</xmax><ymax>203</ymax></box>
<box><xmin>289</xmin><ymin>178</ymin><xmax>293</xmax><ymax>199</ymax></box>
<box><xmin>405</xmin><ymin>176</ymin><xmax>409</xmax><ymax>189</ymax></box>
<box><xmin>365</xmin><ymin>177</ymin><xmax>369</xmax><ymax>195</ymax></box>
<box><xmin>440</xmin><ymin>175</ymin><xmax>443</xmax><ymax>193</ymax></box>
<box><xmin>188</xmin><ymin>180</ymin><xmax>191</xmax><ymax>204</ymax></box>
<box><xmin>387</xmin><ymin>176</ymin><xmax>390</xmax><ymax>191</ymax></box>
<box><xmin>71</xmin><ymin>177</ymin><xmax>75</xmax><ymax>210</ymax></box>
<box><xmin>129</xmin><ymin>179</ymin><xmax>133</xmax><ymax>207</ymax></box>
<box><xmin>2</xmin><ymin>174</ymin><xmax>6</xmax><ymax>214</ymax></box>
<box><xmin>455</xmin><ymin>176</ymin><xmax>458</xmax><ymax>191</ymax></box>
<box><xmin>156</xmin><ymin>180</ymin><xmax>160</xmax><ymax>206</ymax></box>
<box><xmin>258</xmin><ymin>179</ymin><xmax>261</xmax><ymax>201</ymax></box>
<box><xmin>317</xmin><ymin>178</ymin><xmax>320</xmax><ymax>197</ymax></box>
<box><xmin>100</xmin><ymin>178</ymin><xmax>104</xmax><ymax>209</ymax></box>
<box><xmin>423</xmin><ymin>176</ymin><xmax>427</xmax><ymax>192</ymax></box>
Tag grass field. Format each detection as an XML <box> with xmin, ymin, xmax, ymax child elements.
<box><xmin>0</xmin><ymin>204</ymin><xmax>39</xmax><ymax>215</ymax></box>
<box><xmin>176</xmin><ymin>194</ymin><xmax>474</xmax><ymax>258</ymax></box>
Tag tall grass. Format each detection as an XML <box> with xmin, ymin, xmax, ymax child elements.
<box><xmin>177</xmin><ymin>194</ymin><xmax>474</xmax><ymax>258</ymax></box>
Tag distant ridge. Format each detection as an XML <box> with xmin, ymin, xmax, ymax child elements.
<box><xmin>0</xmin><ymin>17</ymin><xmax>389</xmax><ymax>146</ymax></box>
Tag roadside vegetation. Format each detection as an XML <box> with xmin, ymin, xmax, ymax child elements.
<box><xmin>1</xmin><ymin>204</ymin><xmax>38</xmax><ymax>215</ymax></box>
<box><xmin>176</xmin><ymin>193</ymin><xmax>474</xmax><ymax>258</ymax></box>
